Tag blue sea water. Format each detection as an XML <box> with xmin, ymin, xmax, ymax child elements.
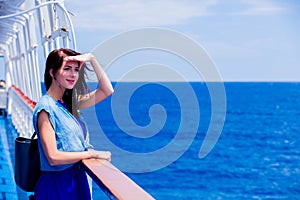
<box><xmin>79</xmin><ymin>82</ymin><xmax>300</xmax><ymax>199</ymax></box>
<box><xmin>38</xmin><ymin>82</ymin><xmax>300</xmax><ymax>199</ymax></box>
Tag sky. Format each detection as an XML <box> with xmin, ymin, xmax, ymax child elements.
<box><xmin>0</xmin><ymin>1</ymin><xmax>299</xmax><ymax>81</ymax></box>
<box><xmin>0</xmin><ymin>0</ymin><xmax>278</xmax><ymax>81</ymax></box>
<box><xmin>63</xmin><ymin>1</ymin><xmax>299</xmax><ymax>81</ymax></box>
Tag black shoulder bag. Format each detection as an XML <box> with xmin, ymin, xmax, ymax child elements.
<box><xmin>15</xmin><ymin>132</ymin><xmax>41</xmax><ymax>192</ymax></box>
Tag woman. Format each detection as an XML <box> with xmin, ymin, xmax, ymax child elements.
<box><xmin>33</xmin><ymin>48</ymin><xmax>114</xmax><ymax>200</ymax></box>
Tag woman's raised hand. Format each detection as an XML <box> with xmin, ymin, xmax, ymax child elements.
<box><xmin>63</xmin><ymin>53</ymin><xmax>94</xmax><ymax>68</ymax></box>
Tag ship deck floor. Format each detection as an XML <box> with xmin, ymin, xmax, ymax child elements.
<box><xmin>0</xmin><ymin>115</ymin><xmax>32</xmax><ymax>200</ymax></box>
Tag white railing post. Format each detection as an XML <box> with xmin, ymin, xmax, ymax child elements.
<box><xmin>8</xmin><ymin>87</ymin><xmax>34</xmax><ymax>138</ymax></box>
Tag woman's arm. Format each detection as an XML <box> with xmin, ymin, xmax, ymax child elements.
<box><xmin>64</xmin><ymin>53</ymin><xmax>114</xmax><ymax>109</ymax></box>
<box><xmin>37</xmin><ymin>110</ymin><xmax>111</xmax><ymax>166</ymax></box>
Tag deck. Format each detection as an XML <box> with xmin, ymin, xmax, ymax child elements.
<box><xmin>0</xmin><ymin>116</ymin><xmax>31</xmax><ymax>200</ymax></box>
<box><xmin>0</xmin><ymin>116</ymin><xmax>18</xmax><ymax>200</ymax></box>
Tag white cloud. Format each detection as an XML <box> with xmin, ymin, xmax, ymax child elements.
<box><xmin>64</xmin><ymin>0</ymin><xmax>300</xmax><ymax>81</ymax></box>
<box><xmin>65</xmin><ymin>0</ymin><xmax>217</xmax><ymax>31</ymax></box>
<box><xmin>64</xmin><ymin>0</ymin><xmax>290</xmax><ymax>32</ymax></box>
<box><xmin>229</xmin><ymin>0</ymin><xmax>287</xmax><ymax>16</ymax></box>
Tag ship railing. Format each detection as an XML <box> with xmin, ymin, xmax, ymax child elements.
<box><xmin>7</xmin><ymin>85</ymin><xmax>155</xmax><ymax>200</ymax></box>
<box><xmin>7</xmin><ymin>85</ymin><xmax>36</xmax><ymax>138</ymax></box>
<box><xmin>0</xmin><ymin>87</ymin><xmax>6</xmax><ymax>116</ymax></box>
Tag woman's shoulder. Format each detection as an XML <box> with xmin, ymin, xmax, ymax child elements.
<box><xmin>33</xmin><ymin>94</ymin><xmax>56</xmax><ymax>114</ymax></box>
<box><xmin>37</xmin><ymin>94</ymin><xmax>56</xmax><ymax>105</ymax></box>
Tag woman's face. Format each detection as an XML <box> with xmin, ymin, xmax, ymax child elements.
<box><xmin>54</xmin><ymin>60</ymin><xmax>80</xmax><ymax>90</ymax></box>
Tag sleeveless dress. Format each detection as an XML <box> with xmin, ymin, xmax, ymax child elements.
<box><xmin>32</xmin><ymin>94</ymin><xmax>91</xmax><ymax>200</ymax></box>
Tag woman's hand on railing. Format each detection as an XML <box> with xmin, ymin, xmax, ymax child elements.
<box><xmin>88</xmin><ymin>149</ymin><xmax>111</xmax><ymax>162</ymax></box>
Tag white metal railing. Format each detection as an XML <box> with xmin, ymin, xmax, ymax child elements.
<box><xmin>7</xmin><ymin>85</ymin><xmax>35</xmax><ymax>138</ymax></box>
<box><xmin>0</xmin><ymin>0</ymin><xmax>76</xmax><ymax>101</ymax></box>
<box><xmin>0</xmin><ymin>88</ymin><xmax>6</xmax><ymax>109</ymax></box>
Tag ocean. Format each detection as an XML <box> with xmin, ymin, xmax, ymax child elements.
<box><xmin>8</xmin><ymin>82</ymin><xmax>300</xmax><ymax>199</ymax></box>
<box><xmin>79</xmin><ymin>82</ymin><xmax>300</xmax><ymax>199</ymax></box>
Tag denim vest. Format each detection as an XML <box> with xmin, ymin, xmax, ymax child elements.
<box><xmin>33</xmin><ymin>94</ymin><xmax>87</xmax><ymax>171</ymax></box>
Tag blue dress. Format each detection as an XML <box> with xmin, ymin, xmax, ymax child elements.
<box><xmin>34</xmin><ymin>162</ymin><xmax>91</xmax><ymax>200</ymax></box>
<box><xmin>32</xmin><ymin>94</ymin><xmax>91</xmax><ymax>200</ymax></box>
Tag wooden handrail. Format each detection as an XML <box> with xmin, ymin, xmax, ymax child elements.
<box><xmin>82</xmin><ymin>159</ymin><xmax>155</xmax><ymax>200</ymax></box>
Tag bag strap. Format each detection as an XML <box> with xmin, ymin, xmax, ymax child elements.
<box><xmin>31</xmin><ymin>132</ymin><xmax>37</xmax><ymax>140</ymax></box>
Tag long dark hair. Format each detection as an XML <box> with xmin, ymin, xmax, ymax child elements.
<box><xmin>44</xmin><ymin>48</ymin><xmax>89</xmax><ymax>117</ymax></box>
